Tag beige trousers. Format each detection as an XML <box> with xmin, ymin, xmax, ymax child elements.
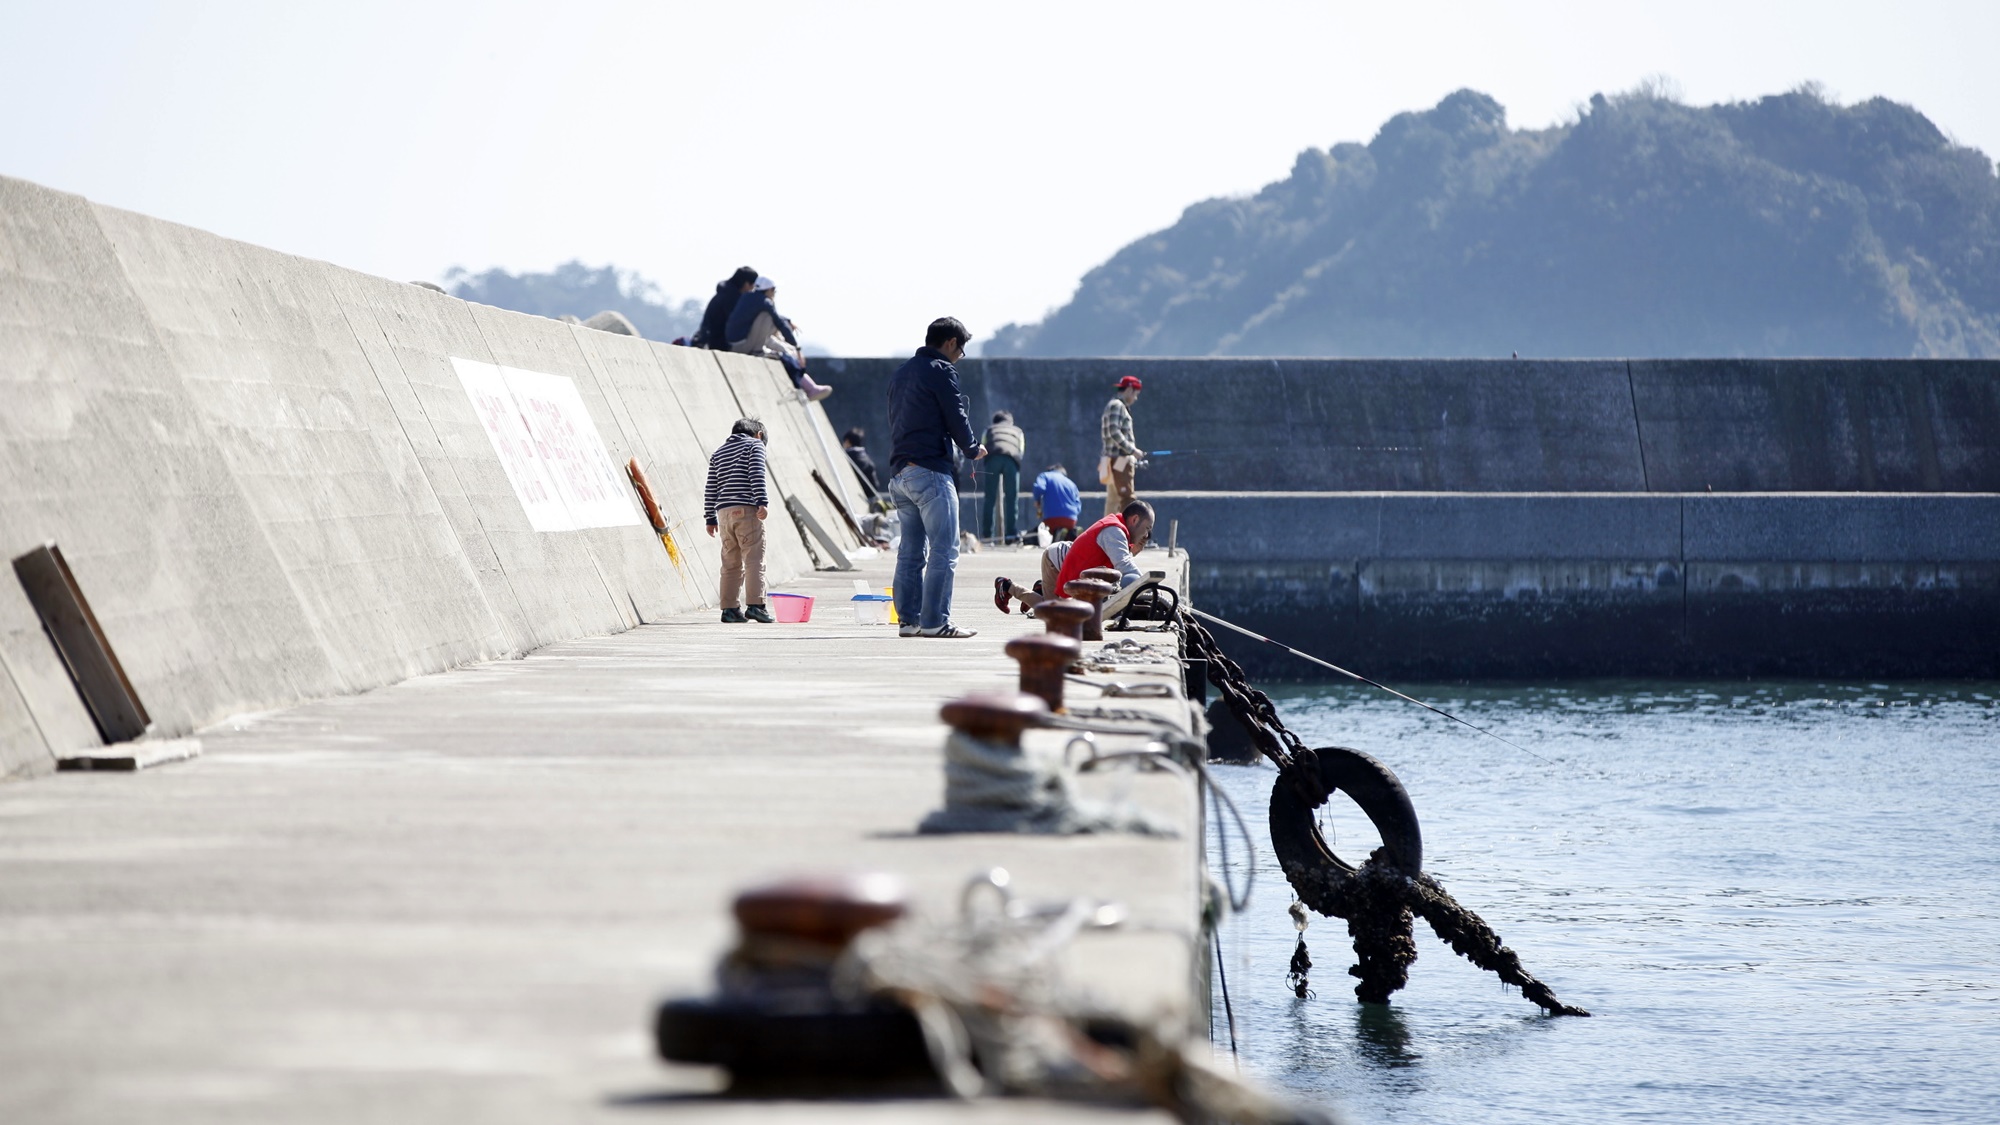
<box><xmin>717</xmin><ymin>505</ymin><xmax>766</xmax><ymax>609</ymax></box>
<box><xmin>1103</xmin><ymin>460</ymin><xmax>1137</xmax><ymax>517</ymax></box>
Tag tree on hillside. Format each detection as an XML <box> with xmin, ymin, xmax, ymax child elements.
<box><xmin>984</xmin><ymin>87</ymin><xmax>2000</xmax><ymax>358</ymax></box>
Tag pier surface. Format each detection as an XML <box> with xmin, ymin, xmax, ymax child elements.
<box><xmin>0</xmin><ymin>549</ymin><xmax>1198</xmax><ymax>1123</ymax></box>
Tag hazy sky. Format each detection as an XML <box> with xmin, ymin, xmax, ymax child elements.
<box><xmin>4</xmin><ymin>1</ymin><xmax>1995</xmax><ymax>355</ymax></box>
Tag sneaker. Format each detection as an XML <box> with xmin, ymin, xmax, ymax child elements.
<box><xmin>799</xmin><ymin>374</ymin><xmax>834</xmax><ymax>402</ymax></box>
<box><xmin>744</xmin><ymin>604</ymin><xmax>774</xmax><ymax>623</ymax></box>
<box><xmin>898</xmin><ymin>623</ymin><xmax>921</xmax><ymax>637</ymax></box>
<box><xmin>920</xmin><ymin>624</ymin><xmax>978</xmax><ymax>639</ymax></box>
<box><xmin>719</xmin><ymin>607</ymin><xmax>746</xmax><ymax>623</ymax></box>
<box><xmin>993</xmin><ymin>577</ymin><xmax>1013</xmax><ymax>614</ymax></box>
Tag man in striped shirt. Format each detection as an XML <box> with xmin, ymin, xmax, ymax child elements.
<box><xmin>705</xmin><ymin>418</ymin><xmax>773</xmax><ymax>623</ymax></box>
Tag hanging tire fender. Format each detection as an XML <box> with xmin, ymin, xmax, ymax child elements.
<box><xmin>1270</xmin><ymin>746</ymin><xmax>1424</xmax><ymax>915</ymax></box>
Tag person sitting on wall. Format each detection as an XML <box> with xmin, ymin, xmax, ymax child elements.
<box><xmin>1032</xmin><ymin>462</ymin><xmax>1082</xmax><ymax>541</ymax></box>
<box><xmin>841</xmin><ymin>427</ymin><xmax>883</xmax><ymax>495</ymax></box>
<box><xmin>842</xmin><ymin>427</ymin><xmax>892</xmax><ymax>527</ymax></box>
<box><xmin>994</xmin><ymin>500</ymin><xmax>1154</xmax><ymax>614</ymax></box>
<box><xmin>705</xmin><ymin>417</ymin><xmax>774</xmax><ymax>623</ymax></box>
<box><xmin>980</xmin><ymin>410</ymin><xmax>1026</xmax><ymax>544</ymax></box>
<box><xmin>726</xmin><ymin>276</ymin><xmax>832</xmax><ymax>401</ymax></box>
<box><xmin>692</xmin><ymin>265</ymin><xmax>756</xmax><ymax>349</ymax></box>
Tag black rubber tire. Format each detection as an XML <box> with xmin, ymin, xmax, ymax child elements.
<box><xmin>1270</xmin><ymin>746</ymin><xmax>1424</xmax><ymax>912</ymax></box>
<box><xmin>655</xmin><ymin>997</ymin><xmax>935</xmax><ymax>1082</ymax></box>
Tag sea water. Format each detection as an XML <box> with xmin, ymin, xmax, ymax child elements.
<box><xmin>1203</xmin><ymin>680</ymin><xmax>2000</xmax><ymax>1123</ymax></box>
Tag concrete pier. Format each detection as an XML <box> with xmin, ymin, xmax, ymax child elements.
<box><xmin>1</xmin><ymin>172</ymin><xmax>1217</xmax><ymax>1117</ymax></box>
<box><xmin>0</xmin><ymin>548</ymin><xmax>1202</xmax><ymax>1123</ymax></box>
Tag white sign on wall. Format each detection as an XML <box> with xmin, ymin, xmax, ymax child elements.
<box><xmin>452</xmin><ymin>358</ymin><xmax>642</xmax><ymax>532</ymax></box>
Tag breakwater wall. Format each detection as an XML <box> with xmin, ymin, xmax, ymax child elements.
<box><xmin>817</xmin><ymin>356</ymin><xmax>2000</xmax><ymax>492</ymax></box>
<box><xmin>1</xmin><ymin>174</ymin><xmax>867</xmax><ymax>780</ymax></box>
<box><xmin>821</xmin><ymin>357</ymin><xmax>2000</xmax><ymax>678</ymax></box>
<box><xmin>1171</xmin><ymin>492</ymin><xmax>2000</xmax><ymax>679</ymax></box>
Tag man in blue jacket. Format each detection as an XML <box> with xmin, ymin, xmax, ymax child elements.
<box><xmin>1032</xmin><ymin>463</ymin><xmax>1083</xmax><ymax>540</ymax></box>
<box><xmin>726</xmin><ymin>276</ymin><xmax>831</xmax><ymax>401</ymax></box>
<box><xmin>886</xmin><ymin>317</ymin><xmax>985</xmax><ymax>638</ymax></box>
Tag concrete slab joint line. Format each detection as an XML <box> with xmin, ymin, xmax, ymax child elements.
<box><xmin>329</xmin><ymin>272</ymin><xmax>540</xmax><ymax>656</ymax></box>
<box><xmin>1679</xmin><ymin>495</ymin><xmax>1689</xmax><ymax>642</ymax></box>
<box><xmin>1627</xmin><ymin>359</ymin><xmax>1651</xmax><ymax>490</ymax></box>
<box><xmin>328</xmin><ymin>278</ymin><xmax>516</xmax><ymax>658</ymax></box>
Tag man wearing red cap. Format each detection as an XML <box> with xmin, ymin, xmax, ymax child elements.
<box><xmin>1099</xmin><ymin>375</ymin><xmax>1145</xmax><ymax>517</ymax></box>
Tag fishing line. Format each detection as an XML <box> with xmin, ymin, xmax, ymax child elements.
<box><xmin>1188</xmin><ymin>607</ymin><xmax>1563</xmax><ymax>769</ymax></box>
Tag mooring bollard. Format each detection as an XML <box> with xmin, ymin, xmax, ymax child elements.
<box><xmin>1063</xmin><ymin>578</ymin><xmax>1117</xmax><ymax>641</ymax></box>
<box><xmin>1036</xmin><ymin>598</ymin><xmax>1092</xmax><ymax>642</ymax></box>
<box><xmin>940</xmin><ymin>692</ymin><xmax>1049</xmax><ymax>749</ymax></box>
<box><xmin>654</xmin><ymin>870</ymin><xmax>927</xmax><ymax>1088</ymax></box>
<box><xmin>1005</xmin><ymin>633</ymin><xmax>1082</xmax><ymax>712</ymax></box>
<box><xmin>732</xmin><ymin>872</ymin><xmax>908</xmax><ymax>951</ymax></box>
<box><xmin>1081</xmin><ymin>567</ymin><xmax>1122</xmax><ymax>586</ymax></box>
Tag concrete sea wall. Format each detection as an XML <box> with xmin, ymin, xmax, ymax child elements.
<box><xmin>821</xmin><ymin>356</ymin><xmax>2000</xmax><ymax>678</ymax></box>
<box><xmin>1171</xmin><ymin>492</ymin><xmax>2000</xmax><ymax>679</ymax></box>
<box><xmin>818</xmin><ymin>356</ymin><xmax>2000</xmax><ymax>493</ymax></box>
<box><xmin>1</xmin><ymin>174</ymin><xmax>867</xmax><ymax>780</ymax></box>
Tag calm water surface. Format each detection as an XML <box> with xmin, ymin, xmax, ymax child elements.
<box><xmin>1203</xmin><ymin>681</ymin><xmax>2000</xmax><ymax>1124</ymax></box>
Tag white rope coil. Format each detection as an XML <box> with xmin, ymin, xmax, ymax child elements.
<box><xmin>917</xmin><ymin>731</ymin><xmax>1179</xmax><ymax>837</ymax></box>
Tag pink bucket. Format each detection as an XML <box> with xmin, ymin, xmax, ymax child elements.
<box><xmin>768</xmin><ymin>593</ymin><xmax>814</xmax><ymax>623</ymax></box>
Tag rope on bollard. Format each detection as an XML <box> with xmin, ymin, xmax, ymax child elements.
<box><xmin>917</xmin><ymin>730</ymin><xmax>1180</xmax><ymax>837</ymax></box>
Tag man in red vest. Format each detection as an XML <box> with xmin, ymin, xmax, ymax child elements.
<box><xmin>994</xmin><ymin>500</ymin><xmax>1155</xmax><ymax>613</ymax></box>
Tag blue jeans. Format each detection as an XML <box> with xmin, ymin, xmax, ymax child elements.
<box><xmin>890</xmin><ymin>465</ymin><xmax>960</xmax><ymax>631</ymax></box>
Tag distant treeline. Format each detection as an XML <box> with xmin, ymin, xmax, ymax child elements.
<box><xmin>445</xmin><ymin>261</ymin><xmax>702</xmax><ymax>341</ymax></box>
<box><xmin>984</xmin><ymin>85</ymin><xmax>2000</xmax><ymax>359</ymax></box>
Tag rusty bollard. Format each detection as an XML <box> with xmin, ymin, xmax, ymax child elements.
<box><xmin>732</xmin><ymin>871</ymin><xmax>909</xmax><ymax>953</ymax></box>
<box><xmin>1082</xmin><ymin>567</ymin><xmax>1122</xmax><ymax>586</ymax></box>
<box><xmin>1036</xmin><ymin>598</ymin><xmax>1092</xmax><ymax>642</ymax></box>
<box><xmin>1063</xmin><ymin>578</ymin><xmax>1117</xmax><ymax>641</ymax></box>
<box><xmin>940</xmin><ymin>692</ymin><xmax>1049</xmax><ymax>749</ymax></box>
<box><xmin>1006</xmin><ymin>633</ymin><xmax>1082</xmax><ymax>713</ymax></box>
<box><xmin>656</xmin><ymin>870</ymin><xmax>920</xmax><ymax>1084</ymax></box>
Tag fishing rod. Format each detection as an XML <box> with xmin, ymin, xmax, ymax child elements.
<box><xmin>1187</xmin><ymin>607</ymin><xmax>1560</xmax><ymax>768</ymax></box>
<box><xmin>1149</xmin><ymin>447</ymin><xmax>1420</xmax><ymax>457</ymax></box>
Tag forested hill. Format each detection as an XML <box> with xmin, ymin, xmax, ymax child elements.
<box><xmin>444</xmin><ymin>261</ymin><xmax>702</xmax><ymax>341</ymax></box>
<box><xmin>983</xmin><ymin>87</ymin><xmax>2000</xmax><ymax>359</ymax></box>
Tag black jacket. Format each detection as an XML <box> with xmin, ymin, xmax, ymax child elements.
<box><xmin>887</xmin><ymin>347</ymin><xmax>978</xmax><ymax>475</ymax></box>
<box><xmin>845</xmin><ymin>445</ymin><xmax>883</xmax><ymax>493</ymax></box>
<box><xmin>693</xmin><ymin>281</ymin><xmax>741</xmax><ymax>349</ymax></box>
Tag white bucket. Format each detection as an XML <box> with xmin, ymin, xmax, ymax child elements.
<box><xmin>851</xmin><ymin>594</ymin><xmax>893</xmax><ymax>625</ymax></box>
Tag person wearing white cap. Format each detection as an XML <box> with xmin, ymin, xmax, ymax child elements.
<box><xmin>726</xmin><ymin>276</ymin><xmax>832</xmax><ymax>401</ymax></box>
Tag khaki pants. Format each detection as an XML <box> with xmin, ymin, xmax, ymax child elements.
<box><xmin>1103</xmin><ymin>460</ymin><xmax>1136</xmax><ymax>517</ymax></box>
<box><xmin>730</xmin><ymin>310</ymin><xmax>805</xmax><ymax>383</ymax></box>
<box><xmin>717</xmin><ymin>505</ymin><xmax>766</xmax><ymax>609</ymax></box>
